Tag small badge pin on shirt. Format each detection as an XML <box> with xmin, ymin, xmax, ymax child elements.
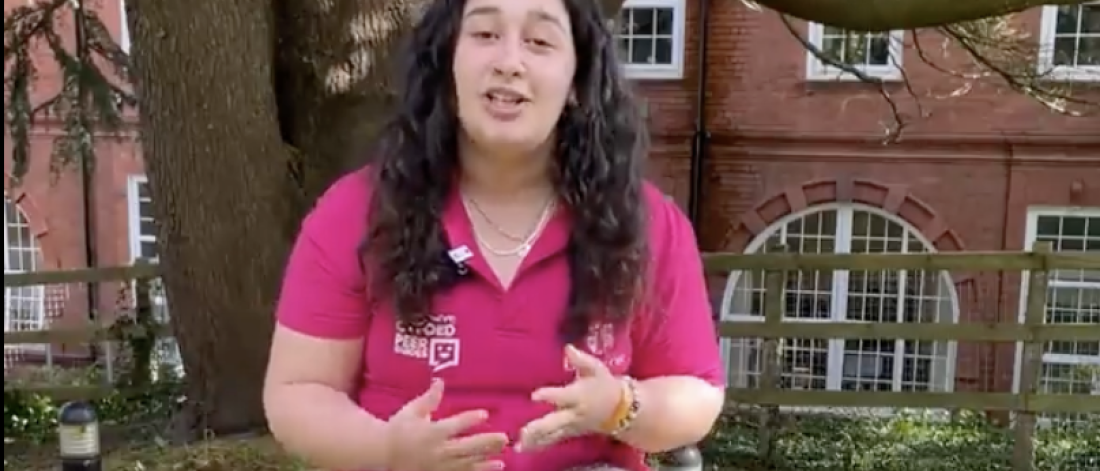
<box><xmin>448</xmin><ymin>246</ymin><xmax>474</xmax><ymax>264</ymax></box>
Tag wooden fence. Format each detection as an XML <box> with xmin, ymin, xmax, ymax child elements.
<box><xmin>4</xmin><ymin>245</ymin><xmax>1099</xmax><ymax>469</ymax></box>
<box><xmin>3</xmin><ymin>263</ymin><xmax>170</xmax><ymax>399</ymax></box>
<box><xmin>702</xmin><ymin>242</ymin><xmax>1100</xmax><ymax>471</ymax></box>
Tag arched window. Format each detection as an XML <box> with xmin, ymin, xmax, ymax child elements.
<box><xmin>720</xmin><ymin>203</ymin><xmax>959</xmax><ymax>392</ymax></box>
<box><xmin>4</xmin><ymin>198</ymin><xmax>46</xmax><ymax>336</ymax></box>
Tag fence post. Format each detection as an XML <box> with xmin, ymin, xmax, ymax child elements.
<box><xmin>757</xmin><ymin>248</ymin><xmax>787</xmax><ymax>464</ymax></box>
<box><xmin>1012</xmin><ymin>242</ymin><xmax>1051</xmax><ymax>471</ymax></box>
<box><xmin>58</xmin><ymin>401</ymin><xmax>101</xmax><ymax>471</ymax></box>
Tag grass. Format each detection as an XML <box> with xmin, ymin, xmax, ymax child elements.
<box><xmin>4</xmin><ymin>435</ymin><xmax>310</xmax><ymax>471</ymax></box>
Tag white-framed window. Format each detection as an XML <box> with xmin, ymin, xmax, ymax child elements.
<box><xmin>1037</xmin><ymin>3</ymin><xmax>1099</xmax><ymax>82</ymax></box>
<box><xmin>119</xmin><ymin>0</ymin><xmax>130</xmax><ymax>53</ymax></box>
<box><xmin>126</xmin><ymin>175</ymin><xmax>183</xmax><ymax>378</ymax></box>
<box><xmin>805</xmin><ymin>24</ymin><xmax>904</xmax><ymax>81</ymax></box>
<box><xmin>720</xmin><ymin>204</ymin><xmax>959</xmax><ymax>394</ymax></box>
<box><xmin>1015</xmin><ymin>207</ymin><xmax>1100</xmax><ymax>420</ymax></box>
<box><xmin>614</xmin><ymin>0</ymin><xmax>686</xmax><ymax>80</ymax></box>
<box><xmin>4</xmin><ymin>197</ymin><xmax>46</xmax><ymax>351</ymax></box>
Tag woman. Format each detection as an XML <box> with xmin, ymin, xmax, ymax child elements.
<box><xmin>263</xmin><ymin>0</ymin><xmax>725</xmax><ymax>469</ymax></box>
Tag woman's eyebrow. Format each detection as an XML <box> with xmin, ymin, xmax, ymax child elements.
<box><xmin>464</xmin><ymin>5</ymin><xmax>567</xmax><ymax>33</ymax></box>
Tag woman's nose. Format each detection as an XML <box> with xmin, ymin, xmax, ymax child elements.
<box><xmin>491</xmin><ymin>38</ymin><xmax>525</xmax><ymax>78</ymax></box>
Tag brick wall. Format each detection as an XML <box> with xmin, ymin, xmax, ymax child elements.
<box><xmin>5</xmin><ymin>0</ymin><xmax>1098</xmax><ymax>387</ymax></box>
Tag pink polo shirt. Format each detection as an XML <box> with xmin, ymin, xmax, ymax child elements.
<box><xmin>276</xmin><ymin>168</ymin><xmax>724</xmax><ymax>471</ymax></box>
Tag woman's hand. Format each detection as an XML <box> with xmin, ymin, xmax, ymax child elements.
<box><xmin>385</xmin><ymin>379</ymin><xmax>510</xmax><ymax>471</ymax></box>
<box><xmin>517</xmin><ymin>345</ymin><xmax>624</xmax><ymax>451</ymax></box>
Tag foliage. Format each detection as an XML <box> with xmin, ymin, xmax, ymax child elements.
<box><xmin>3</xmin><ymin>0</ymin><xmax>134</xmax><ymax>184</ymax></box>
<box><xmin>4</xmin><ymin>434</ymin><xmax>307</xmax><ymax>471</ymax></box>
<box><xmin>8</xmin><ymin>397</ymin><xmax>1098</xmax><ymax>470</ymax></box>
<box><xmin>700</xmin><ymin>408</ymin><xmax>1100</xmax><ymax>471</ymax></box>
<box><xmin>4</xmin><ymin>373</ymin><xmax>184</xmax><ymax>445</ymax></box>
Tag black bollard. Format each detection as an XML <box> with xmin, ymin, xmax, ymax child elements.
<box><xmin>58</xmin><ymin>401</ymin><xmax>102</xmax><ymax>471</ymax></box>
<box><xmin>659</xmin><ymin>445</ymin><xmax>704</xmax><ymax>471</ymax></box>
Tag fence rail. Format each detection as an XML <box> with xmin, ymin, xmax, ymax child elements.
<box><xmin>4</xmin><ymin>247</ymin><xmax>1099</xmax><ymax>469</ymax></box>
<box><xmin>4</xmin><ymin>263</ymin><xmax>169</xmax><ymax>399</ymax></box>
<box><xmin>702</xmin><ymin>243</ymin><xmax>1100</xmax><ymax>471</ymax></box>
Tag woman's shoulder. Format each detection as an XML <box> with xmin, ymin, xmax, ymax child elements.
<box><xmin>296</xmin><ymin>167</ymin><xmax>374</xmax><ymax>254</ymax></box>
<box><xmin>640</xmin><ymin>181</ymin><xmax>693</xmax><ymax>246</ymax></box>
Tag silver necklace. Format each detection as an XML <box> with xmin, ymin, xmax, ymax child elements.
<box><xmin>463</xmin><ymin>197</ymin><xmax>556</xmax><ymax>257</ymax></box>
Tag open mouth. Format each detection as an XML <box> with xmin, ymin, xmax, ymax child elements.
<box><xmin>483</xmin><ymin>88</ymin><xmax>529</xmax><ymax>106</ymax></box>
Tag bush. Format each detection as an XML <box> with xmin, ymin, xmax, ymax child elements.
<box><xmin>701</xmin><ymin>408</ymin><xmax>1099</xmax><ymax>471</ymax></box>
<box><xmin>4</xmin><ymin>376</ymin><xmax>184</xmax><ymax>445</ymax></box>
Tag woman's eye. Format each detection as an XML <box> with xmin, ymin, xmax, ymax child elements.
<box><xmin>527</xmin><ymin>38</ymin><xmax>553</xmax><ymax>48</ymax></box>
<box><xmin>471</xmin><ymin>30</ymin><xmax>497</xmax><ymax>40</ymax></box>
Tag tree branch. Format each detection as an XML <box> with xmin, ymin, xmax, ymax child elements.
<box><xmin>775</xmin><ymin>10</ymin><xmax>1097</xmax><ymax>140</ymax></box>
<box><xmin>777</xmin><ymin>13</ymin><xmax>914</xmax><ymax>142</ymax></box>
<box><xmin>3</xmin><ymin>0</ymin><xmax>134</xmax><ymax>185</ymax></box>
<box><xmin>604</xmin><ymin>0</ymin><xmax>1087</xmax><ymax>31</ymax></box>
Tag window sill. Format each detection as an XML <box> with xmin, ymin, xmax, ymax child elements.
<box><xmin>623</xmin><ymin>65</ymin><xmax>684</xmax><ymax>81</ymax></box>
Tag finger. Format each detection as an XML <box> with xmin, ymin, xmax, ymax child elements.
<box><xmin>438</xmin><ymin>456</ymin><xmax>505</xmax><ymax>471</ymax></box>
<box><xmin>518</xmin><ymin>409</ymin><xmax>577</xmax><ymax>451</ymax></box>
<box><xmin>565</xmin><ymin>344</ymin><xmax>607</xmax><ymax>377</ymax></box>
<box><xmin>401</xmin><ymin>378</ymin><xmax>446</xmax><ymax>417</ymax></box>
<box><xmin>438</xmin><ymin>432</ymin><xmax>510</xmax><ymax>459</ymax></box>
<box><xmin>432</xmin><ymin>409</ymin><xmax>491</xmax><ymax>437</ymax></box>
<box><xmin>530</xmin><ymin>384</ymin><xmax>581</xmax><ymax>408</ymax></box>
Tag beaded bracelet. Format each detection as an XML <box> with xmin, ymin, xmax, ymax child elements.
<box><xmin>603</xmin><ymin>376</ymin><xmax>640</xmax><ymax>437</ymax></box>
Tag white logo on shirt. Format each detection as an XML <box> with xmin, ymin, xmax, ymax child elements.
<box><xmin>394</xmin><ymin>314</ymin><xmax>461</xmax><ymax>372</ymax></box>
<box><xmin>565</xmin><ymin>321</ymin><xmax>626</xmax><ymax>371</ymax></box>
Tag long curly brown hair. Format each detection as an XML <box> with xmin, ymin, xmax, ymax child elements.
<box><xmin>361</xmin><ymin>0</ymin><xmax>649</xmax><ymax>342</ymax></box>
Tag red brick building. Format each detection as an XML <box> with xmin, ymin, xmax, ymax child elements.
<box><xmin>5</xmin><ymin>1</ymin><xmax>1099</xmax><ymax>397</ymax></box>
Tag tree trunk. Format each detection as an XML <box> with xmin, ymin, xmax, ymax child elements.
<box><xmin>273</xmin><ymin>0</ymin><xmax>418</xmax><ymax>199</ymax></box>
<box><xmin>128</xmin><ymin>0</ymin><xmax>295</xmax><ymax>435</ymax></box>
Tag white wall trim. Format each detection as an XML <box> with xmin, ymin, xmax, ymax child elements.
<box><xmin>618</xmin><ymin>0</ymin><xmax>686</xmax><ymax>80</ymax></box>
<box><xmin>1011</xmin><ymin>206</ymin><xmax>1100</xmax><ymax>399</ymax></box>
<box><xmin>719</xmin><ymin>202</ymin><xmax>961</xmax><ymax>408</ymax></box>
<box><xmin>804</xmin><ymin>24</ymin><xmax>904</xmax><ymax>82</ymax></box>
<box><xmin>1036</xmin><ymin>3</ymin><xmax>1100</xmax><ymax>83</ymax></box>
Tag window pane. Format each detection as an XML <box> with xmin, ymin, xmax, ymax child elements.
<box><xmin>655</xmin><ymin>8</ymin><xmax>674</xmax><ymax>35</ymax></box>
<box><xmin>867</xmin><ymin>35</ymin><xmax>891</xmax><ymax>65</ymax></box>
<box><xmin>139</xmin><ymin>200</ymin><xmax>153</xmax><ymax>219</ymax></box>
<box><xmin>141</xmin><ymin>241</ymin><xmax>159</xmax><ymax>259</ymax></box>
<box><xmin>141</xmin><ymin>219</ymin><xmax>157</xmax><ymax>238</ymax></box>
<box><xmin>626</xmin><ymin>8</ymin><xmax>653</xmax><ymax>35</ymax></box>
<box><xmin>1083</xmin><ymin>4</ymin><xmax>1100</xmax><ymax>34</ymax></box>
<box><xmin>1053</xmin><ymin>37</ymin><xmax>1081</xmax><ymax>66</ymax></box>
<box><xmin>631</xmin><ymin>37</ymin><xmax>654</xmax><ymax>64</ymax></box>
<box><xmin>654</xmin><ymin>37</ymin><xmax>672</xmax><ymax>64</ymax></box>
<box><xmin>1079</xmin><ymin>36</ymin><xmax>1100</xmax><ymax>66</ymax></box>
<box><xmin>1055</xmin><ymin>5</ymin><xmax>1081</xmax><ymax>35</ymax></box>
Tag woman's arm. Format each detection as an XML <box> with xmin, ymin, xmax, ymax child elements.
<box><xmin>263</xmin><ymin>175</ymin><xmax>391</xmax><ymax>470</ymax></box>
<box><xmin>264</xmin><ymin>329</ymin><xmax>391</xmax><ymax>469</ymax></box>
<box><xmin>612</xmin><ymin>376</ymin><xmax>724</xmax><ymax>453</ymax></box>
<box><xmin>618</xmin><ymin>190</ymin><xmax>726</xmax><ymax>453</ymax></box>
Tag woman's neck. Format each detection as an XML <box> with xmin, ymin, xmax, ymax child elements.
<box><xmin>458</xmin><ymin>140</ymin><xmax>554</xmax><ymax>203</ymax></box>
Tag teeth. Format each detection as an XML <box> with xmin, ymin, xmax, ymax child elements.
<box><xmin>488</xmin><ymin>92</ymin><xmax>521</xmax><ymax>104</ymax></box>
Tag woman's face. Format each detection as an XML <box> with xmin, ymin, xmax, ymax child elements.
<box><xmin>452</xmin><ymin>0</ymin><xmax>577</xmax><ymax>157</ymax></box>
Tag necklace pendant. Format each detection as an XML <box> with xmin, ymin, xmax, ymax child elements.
<box><xmin>518</xmin><ymin>243</ymin><xmax>531</xmax><ymax>257</ymax></box>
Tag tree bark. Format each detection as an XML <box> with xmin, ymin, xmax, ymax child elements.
<box><xmin>127</xmin><ymin>0</ymin><xmax>294</xmax><ymax>435</ymax></box>
<box><xmin>273</xmin><ymin>0</ymin><xmax>420</xmax><ymax>201</ymax></box>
